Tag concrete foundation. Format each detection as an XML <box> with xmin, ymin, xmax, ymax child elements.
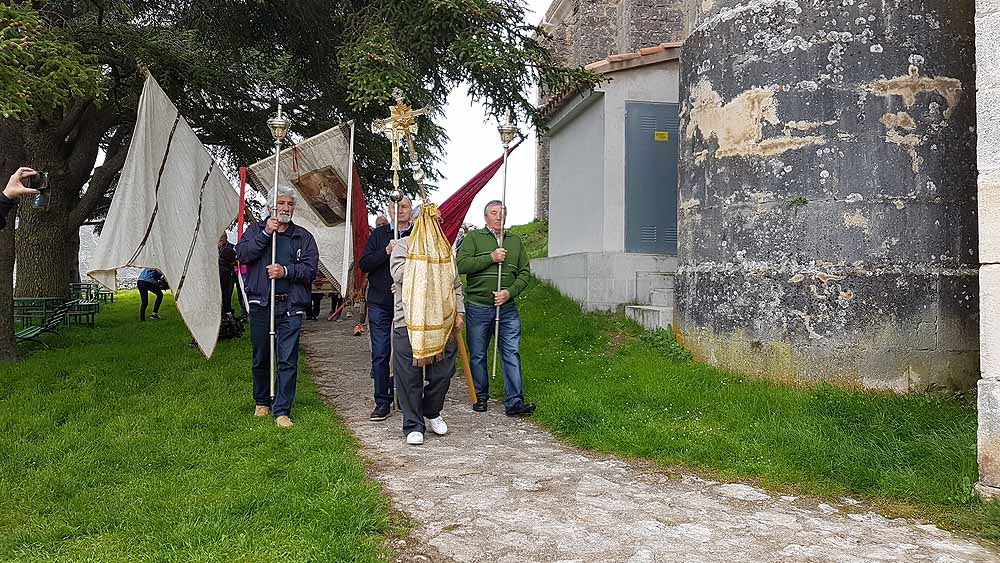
<box><xmin>675</xmin><ymin>1</ymin><xmax>979</xmax><ymax>392</ymax></box>
<box><xmin>625</xmin><ymin>305</ymin><xmax>674</xmax><ymax>331</ymax></box>
<box><xmin>531</xmin><ymin>252</ymin><xmax>676</xmax><ymax>313</ymax></box>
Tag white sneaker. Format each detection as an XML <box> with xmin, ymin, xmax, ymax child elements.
<box><xmin>406</xmin><ymin>431</ymin><xmax>424</xmax><ymax>445</ymax></box>
<box><xmin>427</xmin><ymin>416</ymin><xmax>448</xmax><ymax>436</ymax></box>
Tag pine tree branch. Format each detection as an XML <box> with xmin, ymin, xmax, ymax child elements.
<box><xmin>65</xmin><ymin>105</ymin><xmax>108</xmax><ymax>188</ymax></box>
<box><xmin>55</xmin><ymin>99</ymin><xmax>93</xmax><ymax>140</ymax></box>
<box><xmin>68</xmin><ymin>125</ymin><xmax>130</xmax><ymax>229</ymax></box>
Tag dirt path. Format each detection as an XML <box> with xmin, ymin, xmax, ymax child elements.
<box><xmin>301</xmin><ymin>320</ymin><xmax>998</xmax><ymax>563</ymax></box>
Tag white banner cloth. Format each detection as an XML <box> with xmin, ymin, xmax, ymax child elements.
<box><xmin>248</xmin><ymin>125</ymin><xmax>352</xmax><ymax>291</ymax></box>
<box><xmin>87</xmin><ymin>75</ymin><xmax>238</xmax><ymax>358</ymax></box>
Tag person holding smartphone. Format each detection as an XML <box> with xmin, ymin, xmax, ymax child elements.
<box><xmin>1</xmin><ymin>167</ymin><xmax>41</xmax><ymax>230</ymax></box>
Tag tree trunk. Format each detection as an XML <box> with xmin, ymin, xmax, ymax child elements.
<box><xmin>13</xmin><ymin>119</ymin><xmax>96</xmax><ymax>298</ymax></box>
<box><xmin>0</xmin><ymin>212</ymin><xmax>17</xmax><ymax>362</ymax></box>
<box><xmin>0</xmin><ymin>105</ymin><xmax>126</xmax><ymax>357</ymax></box>
<box><xmin>67</xmin><ymin>225</ymin><xmax>81</xmax><ymax>285</ymax></box>
<box><xmin>0</xmin><ymin>125</ymin><xmax>26</xmax><ymax>361</ymax></box>
<box><xmin>15</xmin><ymin>205</ymin><xmax>74</xmax><ymax>298</ymax></box>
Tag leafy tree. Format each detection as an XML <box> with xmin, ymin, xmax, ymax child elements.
<box><xmin>0</xmin><ymin>0</ymin><xmax>597</xmax><ymax>360</ymax></box>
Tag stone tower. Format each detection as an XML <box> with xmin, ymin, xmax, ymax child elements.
<box><xmin>674</xmin><ymin>1</ymin><xmax>979</xmax><ymax>391</ymax></box>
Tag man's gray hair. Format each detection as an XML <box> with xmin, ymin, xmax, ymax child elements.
<box><xmin>269</xmin><ymin>184</ymin><xmax>297</xmax><ymax>206</ymax></box>
<box><xmin>484</xmin><ymin>199</ymin><xmax>505</xmax><ymax>215</ymax></box>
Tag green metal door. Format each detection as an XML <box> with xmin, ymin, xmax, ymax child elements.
<box><xmin>624</xmin><ymin>101</ymin><xmax>679</xmax><ymax>254</ymax></box>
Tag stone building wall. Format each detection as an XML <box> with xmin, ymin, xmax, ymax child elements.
<box><xmin>535</xmin><ymin>0</ymin><xmax>686</xmax><ymax>220</ymax></box>
<box><xmin>674</xmin><ymin>1</ymin><xmax>979</xmax><ymax>392</ymax></box>
<box><xmin>977</xmin><ymin>0</ymin><xmax>1000</xmax><ymax>494</ymax></box>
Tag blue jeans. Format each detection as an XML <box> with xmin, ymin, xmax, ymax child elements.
<box><xmin>465</xmin><ymin>301</ymin><xmax>524</xmax><ymax>409</ymax></box>
<box><xmin>249</xmin><ymin>303</ymin><xmax>303</xmax><ymax>418</ymax></box>
<box><xmin>368</xmin><ymin>304</ymin><xmax>394</xmax><ymax>408</ymax></box>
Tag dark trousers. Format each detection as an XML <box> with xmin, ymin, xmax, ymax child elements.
<box><xmin>309</xmin><ymin>293</ymin><xmax>323</xmax><ymax>318</ymax></box>
<box><xmin>221</xmin><ymin>272</ymin><xmax>236</xmax><ymax>315</ymax></box>
<box><xmin>235</xmin><ymin>275</ymin><xmax>248</xmax><ymax>317</ymax></box>
<box><xmin>368</xmin><ymin>304</ymin><xmax>394</xmax><ymax>408</ymax></box>
<box><xmin>393</xmin><ymin>327</ymin><xmax>456</xmax><ymax>435</ymax></box>
<box><xmin>465</xmin><ymin>301</ymin><xmax>525</xmax><ymax>409</ymax></box>
<box><xmin>249</xmin><ymin>303</ymin><xmax>302</xmax><ymax>418</ymax></box>
<box><xmin>137</xmin><ymin>280</ymin><xmax>163</xmax><ymax>320</ymax></box>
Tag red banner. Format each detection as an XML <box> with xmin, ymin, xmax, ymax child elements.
<box><xmin>438</xmin><ymin>139</ymin><xmax>521</xmax><ymax>243</ymax></box>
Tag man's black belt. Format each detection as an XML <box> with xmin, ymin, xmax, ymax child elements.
<box><xmin>274</xmin><ymin>293</ymin><xmax>289</xmax><ymax>302</ymax></box>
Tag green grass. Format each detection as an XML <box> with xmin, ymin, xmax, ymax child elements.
<box><xmin>508</xmin><ymin>220</ymin><xmax>547</xmax><ymax>259</ymax></box>
<box><xmin>0</xmin><ymin>292</ymin><xmax>394</xmax><ymax>562</ymax></box>
<box><xmin>516</xmin><ymin>281</ymin><xmax>1000</xmax><ymax>542</ymax></box>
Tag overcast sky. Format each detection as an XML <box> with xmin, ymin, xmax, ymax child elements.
<box><xmin>429</xmin><ymin>0</ymin><xmax>551</xmax><ymax>229</ymax></box>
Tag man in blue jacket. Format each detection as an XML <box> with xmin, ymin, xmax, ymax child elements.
<box><xmin>236</xmin><ymin>185</ymin><xmax>318</xmax><ymax>429</ymax></box>
<box><xmin>359</xmin><ymin>195</ymin><xmax>412</xmax><ymax>421</ymax></box>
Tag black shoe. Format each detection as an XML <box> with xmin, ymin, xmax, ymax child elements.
<box><xmin>473</xmin><ymin>399</ymin><xmax>488</xmax><ymax>412</ymax></box>
<box><xmin>505</xmin><ymin>402</ymin><xmax>536</xmax><ymax>417</ymax></box>
<box><xmin>369</xmin><ymin>405</ymin><xmax>391</xmax><ymax>421</ymax></box>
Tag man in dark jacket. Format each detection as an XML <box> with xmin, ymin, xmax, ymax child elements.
<box><xmin>1</xmin><ymin>167</ymin><xmax>40</xmax><ymax>230</ymax></box>
<box><xmin>218</xmin><ymin>234</ymin><xmax>238</xmax><ymax>316</ymax></box>
<box><xmin>236</xmin><ymin>185</ymin><xmax>318</xmax><ymax>429</ymax></box>
<box><xmin>358</xmin><ymin>195</ymin><xmax>412</xmax><ymax>421</ymax></box>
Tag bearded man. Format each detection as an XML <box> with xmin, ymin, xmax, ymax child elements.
<box><xmin>236</xmin><ymin>185</ymin><xmax>318</xmax><ymax>428</ymax></box>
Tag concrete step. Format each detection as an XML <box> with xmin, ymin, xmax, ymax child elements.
<box><xmin>636</xmin><ymin>272</ymin><xmax>675</xmax><ymax>306</ymax></box>
<box><xmin>625</xmin><ymin>305</ymin><xmax>673</xmax><ymax>331</ymax></box>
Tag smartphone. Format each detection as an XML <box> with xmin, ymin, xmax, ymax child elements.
<box><xmin>24</xmin><ymin>171</ymin><xmax>47</xmax><ymax>190</ymax></box>
<box><xmin>27</xmin><ymin>172</ymin><xmax>50</xmax><ymax>209</ymax></box>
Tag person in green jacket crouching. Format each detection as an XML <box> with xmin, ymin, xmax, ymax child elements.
<box><xmin>456</xmin><ymin>200</ymin><xmax>536</xmax><ymax>416</ymax></box>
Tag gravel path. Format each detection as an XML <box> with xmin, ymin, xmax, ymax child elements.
<box><xmin>301</xmin><ymin>320</ymin><xmax>998</xmax><ymax>563</ymax></box>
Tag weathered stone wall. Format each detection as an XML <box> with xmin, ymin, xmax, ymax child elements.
<box><xmin>535</xmin><ymin>0</ymin><xmax>686</xmax><ymax>220</ymax></box>
<box><xmin>977</xmin><ymin>0</ymin><xmax>1000</xmax><ymax>494</ymax></box>
<box><xmin>675</xmin><ymin>1</ymin><xmax>979</xmax><ymax>392</ymax></box>
<box><xmin>536</xmin><ymin>138</ymin><xmax>552</xmax><ymax>222</ymax></box>
<box><xmin>678</xmin><ymin>0</ymin><xmax>700</xmax><ymax>35</ymax></box>
<box><xmin>619</xmin><ymin>0</ymin><xmax>686</xmax><ymax>52</ymax></box>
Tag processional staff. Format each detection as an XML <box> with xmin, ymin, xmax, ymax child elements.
<box><xmin>266</xmin><ymin>106</ymin><xmax>291</xmax><ymax>400</ymax></box>
<box><xmin>374</xmin><ymin>89</ymin><xmax>428</xmax><ymax>389</ymax></box>
<box><xmin>491</xmin><ymin>115</ymin><xmax>519</xmax><ymax>383</ymax></box>
<box><xmin>373</xmin><ymin>89</ymin><xmax>478</xmax><ymax>404</ymax></box>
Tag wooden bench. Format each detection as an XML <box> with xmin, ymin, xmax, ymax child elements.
<box><xmin>14</xmin><ymin>297</ymin><xmax>66</xmax><ymax>329</ymax></box>
<box><xmin>68</xmin><ymin>299</ymin><xmax>98</xmax><ymax>327</ymax></box>
<box><xmin>15</xmin><ymin>300</ymin><xmax>75</xmax><ymax>348</ymax></box>
<box><xmin>69</xmin><ymin>283</ymin><xmax>101</xmax><ymax>313</ymax></box>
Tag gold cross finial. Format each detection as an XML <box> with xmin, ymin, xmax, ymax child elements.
<box><xmin>374</xmin><ymin>88</ymin><xmax>433</xmax><ymax>201</ymax></box>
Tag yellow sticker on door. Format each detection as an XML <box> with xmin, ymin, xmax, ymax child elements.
<box><xmin>654</xmin><ymin>131</ymin><xmax>670</xmax><ymax>142</ymax></box>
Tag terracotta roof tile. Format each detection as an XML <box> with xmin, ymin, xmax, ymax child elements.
<box><xmin>607</xmin><ymin>52</ymin><xmax>641</xmax><ymax>63</ymax></box>
<box><xmin>539</xmin><ymin>42</ymin><xmax>681</xmax><ymax>120</ymax></box>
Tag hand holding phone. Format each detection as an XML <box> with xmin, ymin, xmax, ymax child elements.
<box><xmin>4</xmin><ymin>167</ymin><xmax>41</xmax><ymax>200</ymax></box>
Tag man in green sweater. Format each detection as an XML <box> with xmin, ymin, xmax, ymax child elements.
<box><xmin>456</xmin><ymin>200</ymin><xmax>536</xmax><ymax>416</ymax></box>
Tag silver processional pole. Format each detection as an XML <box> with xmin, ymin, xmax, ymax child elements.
<box><xmin>388</xmin><ymin>188</ymin><xmax>404</xmax><ymax>389</ymax></box>
<box><xmin>491</xmin><ymin>115</ymin><xmax>519</xmax><ymax>382</ymax></box>
<box><xmin>267</xmin><ymin>105</ymin><xmax>291</xmax><ymax>400</ymax></box>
